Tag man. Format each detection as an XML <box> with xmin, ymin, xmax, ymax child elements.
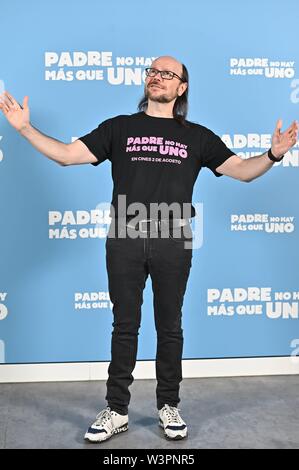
<box><xmin>0</xmin><ymin>55</ymin><xmax>298</xmax><ymax>443</ymax></box>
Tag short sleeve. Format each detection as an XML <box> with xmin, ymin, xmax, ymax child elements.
<box><xmin>77</xmin><ymin>118</ymin><xmax>113</xmax><ymax>166</ymax></box>
<box><xmin>201</xmin><ymin>128</ymin><xmax>236</xmax><ymax>177</ymax></box>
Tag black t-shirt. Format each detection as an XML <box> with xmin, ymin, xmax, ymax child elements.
<box><xmin>78</xmin><ymin>111</ymin><xmax>236</xmax><ymax>219</ymax></box>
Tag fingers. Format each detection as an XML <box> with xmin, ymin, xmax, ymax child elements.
<box><xmin>0</xmin><ymin>91</ymin><xmax>27</xmax><ymax>120</ymax></box>
<box><xmin>274</xmin><ymin>118</ymin><xmax>283</xmax><ymax>137</ymax></box>
<box><xmin>282</xmin><ymin>120</ymin><xmax>298</xmax><ymax>136</ymax></box>
<box><xmin>5</xmin><ymin>90</ymin><xmax>22</xmax><ymax>110</ymax></box>
<box><xmin>273</xmin><ymin>119</ymin><xmax>282</xmax><ymax>139</ymax></box>
<box><xmin>274</xmin><ymin>119</ymin><xmax>298</xmax><ymax>146</ymax></box>
<box><xmin>291</xmin><ymin>120</ymin><xmax>298</xmax><ymax>136</ymax></box>
<box><xmin>5</xmin><ymin>91</ymin><xmax>15</xmax><ymax>106</ymax></box>
<box><xmin>286</xmin><ymin>132</ymin><xmax>297</xmax><ymax>147</ymax></box>
<box><xmin>292</xmin><ymin>129</ymin><xmax>298</xmax><ymax>144</ymax></box>
<box><xmin>285</xmin><ymin>121</ymin><xmax>296</xmax><ymax>134</ymax></box>
<box><xmin>0</xmin><ymin>91</ymin><xmax>21</xmax><ymax>112</ymax></box>
<box><xmin>284</xmin><ymin>121</ymin><xmax>298</xmax><ymax>143</ymax></box>
<box><xmin>0</xmin><ymin>93</ymin><xmax>13</xmax><ymax>112</ymax></box>
<box><xmin>0</xmin><ymin>98</ymin><xmax>9</xmax><ymax>114</ymax></box>
<box><xmin>22</xmin><ymin>95</ymin><xmax>28</xmax><ymax>109</ymax></box>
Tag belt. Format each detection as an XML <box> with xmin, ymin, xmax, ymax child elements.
<box><xmin>118</xmin><ymin>218</ymin><xmax>191</xmax><ymax>233</ymax></box>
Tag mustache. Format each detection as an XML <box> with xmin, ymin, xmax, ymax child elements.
<box><xmin>148</xmin><ymin>81</ymin><xmax>164</xmax><ymax>88</ymax></box>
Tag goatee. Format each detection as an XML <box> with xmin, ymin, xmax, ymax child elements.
<box><xmin>145</xmin><ymin>88</ymin><xmax>174</xmax><ymax>104</ymax></box>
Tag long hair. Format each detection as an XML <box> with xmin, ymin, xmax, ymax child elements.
<box><xmin>138</xmin><ymin>64</ymin><xmax>189</xmax><ymax>127</ymax></box>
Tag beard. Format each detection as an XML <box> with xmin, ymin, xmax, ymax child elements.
<box><xmin>145</xmin><ymin>84</ymin><xmax>179</xmax><ymax>103</ymax></box>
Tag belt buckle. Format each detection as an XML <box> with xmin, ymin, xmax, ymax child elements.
<box><xmin>139</xmin><ymin>219</ymin><xmax>151</xmax><ymax>233</ymax></box>
<box><xmin>138</xmin><ymin>219</ymin><xmax>160</xmax><ymax>233</ymax></box>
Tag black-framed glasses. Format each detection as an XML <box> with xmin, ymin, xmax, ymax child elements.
<box><xmin>145</xmin><ymin>67</ymin><xmax>184</xmax><ymax>81</ymax></box>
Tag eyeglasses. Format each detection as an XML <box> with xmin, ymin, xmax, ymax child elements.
<box><xmin>145</xmin><ymin>67</ymin><xmax>184</xmax><ymax>81</ymax></box>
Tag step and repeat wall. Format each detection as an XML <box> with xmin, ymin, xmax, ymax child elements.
<box><xmin>0</xmin><ymin>0</ymin><xmax>298</xmax><ymax>365</ymax></box>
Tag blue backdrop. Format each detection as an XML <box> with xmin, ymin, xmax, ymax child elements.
<box><xmin>0</xmin><ymin>0</ymin><xmax>298</xmax><ymax>364</ymax></box>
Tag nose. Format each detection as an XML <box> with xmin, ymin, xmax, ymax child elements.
<box><xmin>148</xmin><ymin>73</ymin><xmax>163</xmax><ymax>86</ymax></box>
<box><xmin>153</xmin><ymin>71</ymin><xmax>163</xmax><ymax>81</ymax></box>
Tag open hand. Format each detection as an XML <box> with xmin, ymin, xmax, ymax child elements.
<box><xmin>271</xmin><ymin>119</ymin><xmax>298</xmax><ymax>158</ymax></box>
<box><xmin>0</xmin><ymin>91</ymin><xmax>30</xmax><ymax>132</ymax></box>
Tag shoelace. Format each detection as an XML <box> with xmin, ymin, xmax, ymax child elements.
<box><xmin>95</xmin><ymin>407</ymin><xmax>112</xmax><ymax>426</ymax></box>
<box><xmin>162</xmin><ymin>405</ymin><xmax>182</xmax><ymax>424</ymax></box>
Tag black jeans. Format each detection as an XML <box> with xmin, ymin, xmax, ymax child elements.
<box><xmin>105</xmin><ymin>221</ymin><xmax>193</xmax><ymax>414</ymax></box>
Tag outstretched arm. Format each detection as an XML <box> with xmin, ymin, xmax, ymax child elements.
<box><xmin>216</xmin><ymin>119</ymin><xmax>298</xmax><ymax>182</ymax></box>
<box><xmin>0</xmin><ymin>91</ymin><xmax>97</xmax><ymax>166</ymax></box>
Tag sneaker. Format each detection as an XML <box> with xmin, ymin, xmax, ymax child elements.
<box><xmin>158</xmin><ymin>404</ymin><xmax>188</xmax><ymax>440</ymax></box>
<box><xmin>84</xmin><ymin>407</ymin><xmax>128</xmax><ymax>442</ymax></box>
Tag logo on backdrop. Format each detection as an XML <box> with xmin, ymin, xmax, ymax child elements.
<box><xmin>290</xmin><ymin>78</ymin><xmax>299</xmax><ymax>104</ymax></box>
<box><xmin>48</xmin><ymin>209</ymin><xmax>111</xmax><ymax>239</ymax></box>
<box><xmin>230</xmin><ymin>214</ymin><xmax>295</xmax><ymax>233</ymax></box>
<box><xmin>44</xmin><ymin>52</ymin><xmax>155</xmax><ymax>84</ymax></box>
<box><xmin>0</xmin><ymin>293</ymin><xmax>8</xmax><ymax>321</ymax></box>
<box><xmin>74</xmin><ymin>292</ymin><xmax>113</xmax><ymax>311</ymax></box>
<box><xmin>229</xmin><ymin>58</ymin><xmax>296</xmax><ymax>78</ymax></box>
<box><xmin>207</xmin><ymin>287</ymin><xmax>299</xmax><ymax>319</ymax></box>
<box><xmin>221</xmin><ymin>133</ymin><xmax>299</xmax><ymax>166</ymax></box>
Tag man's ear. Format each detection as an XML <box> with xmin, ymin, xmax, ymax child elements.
<box><xmin>178</xmin><ymin>82</ymin><xmax>188</xmax><ymax>96</ymax></box>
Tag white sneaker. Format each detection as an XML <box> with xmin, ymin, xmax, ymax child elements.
<box><xmin>84</xmin><ymin>407</ymin><xmax>128</xmax><ymax>442</ymax></box>
<box><xmin>158</xmin><ymin>404</ymin><xmax>188</xmax><ymax>440</ymax></box>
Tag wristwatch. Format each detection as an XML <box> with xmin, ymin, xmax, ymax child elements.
<box><xmin>267</xmin><ymin>148</ymin><xmax>284</xmax><ymax>162</ymax></box>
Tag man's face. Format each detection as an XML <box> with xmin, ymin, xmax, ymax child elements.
<box><xmin>145</xmin><ymin>58</ymin><xmax>187</xmax><ymax>104</ymax></box>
